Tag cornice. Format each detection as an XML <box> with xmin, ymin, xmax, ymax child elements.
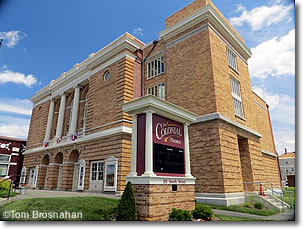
<box><xmin>122</xmin><ymin>95</ymin><xmax>198</xmax><ymax>124</ymax></box>
<box><xmin>159</xmin><ymin>5</ymin><xmax>252</xmax><ymax>61</ymax></box>
<box><xmin>194</xmin><ymin>112</ymin><xmax>262</xmax><ymax>138</ymax></box>
<box><xmin>31</xmin><ymin>33</ymin><xmax>144</xmax><ymax>104</ymax></box>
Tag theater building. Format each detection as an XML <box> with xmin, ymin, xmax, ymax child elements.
<box><xmin>23</xmin><ymin>0</ymin><xmax>281</xmax><ymax>205</ymax></box>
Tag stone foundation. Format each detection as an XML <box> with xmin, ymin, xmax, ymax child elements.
<box><xmin>132</xmin><ymin>184</ymin><xmax>195</xmax><ymax>221</ymax></box>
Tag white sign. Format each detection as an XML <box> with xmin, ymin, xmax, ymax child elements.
<box><xmin>12</xmin><ymin>147</ymin><xmax>20</xmax><ymax>152</ymax></box>
<box><xmin>162</xmin><ymin>179</ymin><xmax>186</xmax><ymax>184</ymax></box>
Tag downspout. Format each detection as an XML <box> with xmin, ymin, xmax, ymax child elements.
<box><xmin>266</xmin><ymin>104</ymin><xmax>282</xmax><ymax>187</ymax></box>
<box><xmin>141</xmin><ymin>40</ymin><xmax>159</xmax><ymax>97</ymax></box>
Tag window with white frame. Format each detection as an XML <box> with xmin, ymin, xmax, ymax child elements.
<box><xmin>227</xmin><ymin>48</ymin><xmax>238</xmax><ymax>71</ymax></box>
<box><xmin>230</xmin><ymin>77</ymin><xmax>244</xmax><ymax>118</ymax></box>
<box><xmin>147</xmin><ymin>56</ymin><xmax>165</xmax><ymax>79</ymax></box>
<box><xmin>0</xmin><ymin>154</ymin><xmax>10</xmax><ymax>177</ymax></box>
<box><xmin>147</xmin><ymin>82</ymin><xmax>165</xmax><ymax>99</ymax></box>
<box><xmin>91</xmin><ymin>161</ymin><xmax>103</xmax><ymax>181</ymax></box>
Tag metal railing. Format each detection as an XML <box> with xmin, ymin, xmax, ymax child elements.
<box><xmin>0</xmin><ymin>174</ymin><xmax>27</xmax><ymax>200</ymax></box>
<box><xmin>243</xmin><ymin>181</ymin><xmax>294</xmax><ymax>212</ymax></box>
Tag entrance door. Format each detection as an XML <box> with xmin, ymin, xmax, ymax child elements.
<box><xmin>29</xmin><ymin>168</ymin><xmax>35</xmax><ymax>188</ymax></box>
<box><xmin>57</xmin><ymin>165</ymin><xmax>63</xmax><ymax>190</ymax></box>
<box><xmin>89</xmin><ymin>161</ymin><xmax>104</xmax><ymax>191</ymax></box>
<box><xmin>72</xmin><ymin>164</ymin><xmax>79</xmax><ymax>191</ymax></box>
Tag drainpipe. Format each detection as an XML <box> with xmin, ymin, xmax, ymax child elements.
<box><xmin>141</xmin><ymin>40</ymin><xmax>159</xmax><ymax>96</ymax></box>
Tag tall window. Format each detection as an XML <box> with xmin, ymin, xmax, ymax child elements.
<box><xmin>147</xmin><ymin>56</ymin><xmax>165</xmax><ymax>79</ymax></box>
<box><xmin>147</xmin><ymin>82</ymin><xmax>165</xmax><ymax>99</ymax></box>
<box><xmin>230</xmin><ymin>77</ymin><xmax>244</xmax><ymax>118</ymax></box>
<box><xmin>227</xmin><ymin>48</ymin><xmax>238</xmax><ymax>71</ymax></box>
<box><xmin>82</xmin><ymin>93</ymin><xmax>88</xmax><ymax>134</ymax></box>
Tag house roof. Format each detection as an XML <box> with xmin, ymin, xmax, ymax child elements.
<box><xmin>0</xmin><ymin>136</ymin><xmax>27</xmax><ymax>142</ymax></box>
<box><xmin>279</xmin><ymin>152</ymin><xmax>295</xmax><ymax>159</ymax></box>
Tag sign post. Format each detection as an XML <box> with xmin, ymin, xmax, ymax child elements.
<box><xmin>122</xmin><ymin>95</ymin><xmax>197</xmax><ymax>221</ymax></box>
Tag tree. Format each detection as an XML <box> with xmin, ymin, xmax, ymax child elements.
<box><xmin>116</xmin><ymin>181</ymin><xmax>136</xmax><ymax>221</ymax></box>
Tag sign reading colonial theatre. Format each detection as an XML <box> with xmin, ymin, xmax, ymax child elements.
<box><xmin>123</xmin><ymin>95</ymin><xmax>197</xmax><ymax>220</ymax></box>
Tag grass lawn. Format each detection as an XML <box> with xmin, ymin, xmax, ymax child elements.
<box><xmin>0</xmin><ymin>196</ymin><xmax>118</xmax><ymax>221</ymax></box>
<box><xmin>216</xmin><ymin>214</ymin><xmax>266</xmax><ymax>221</ymax></box>
<box><xmin>199</xmin><ymin>204</ymin><xmax>280</xmax><ymax>216</ymax></box>
<box><xmin>278</xmin><ymin>187</ymin><xmax>295</xmax><ymax>208</ymax></box>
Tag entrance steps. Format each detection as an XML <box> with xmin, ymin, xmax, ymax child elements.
<box><xmin>260</xmin><ymin>194</ymin><xmax>290</xmax><ymax>211</ymax></box>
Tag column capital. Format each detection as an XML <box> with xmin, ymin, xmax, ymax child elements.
<box><xmin>73</xmin><ymin>84</ymin><xmax>81</xmax><ymax>89</ymax></box>
<box><xmin>144</xmin><ymin>110</ymin><xmax>156</xmax><ymax>114</ymax></box>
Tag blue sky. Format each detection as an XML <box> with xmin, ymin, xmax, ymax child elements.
<box><xmin>0</xmin><ymin>0</ymin><xmax>295</xmax><ymax>155</ymax></box>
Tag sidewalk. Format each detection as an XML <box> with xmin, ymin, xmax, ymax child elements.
<box><xmin>0</xmin><ymin>189</ymin><xmax>120</xmax><ymax>206</ymax></box>
<box><xmin>213</xmin><ymin>209</ymin><xmax>295</xmax><ymax>221</ymax></box>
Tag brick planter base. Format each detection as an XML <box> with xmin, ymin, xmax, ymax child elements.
<box><xmin>132</xmin><ymin>184</ymin><xmax>195</xmax><ymax>221</ymax></box>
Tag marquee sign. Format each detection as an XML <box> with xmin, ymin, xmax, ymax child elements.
<box><xmin>152</xmin><ymin>114</ymin><xmax>184</xmax><ymax>149</ymax></box>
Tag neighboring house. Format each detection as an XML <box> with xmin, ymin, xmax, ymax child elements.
<box><xmin>0</xmin><ymin>136</ymin><xmax>26</xmax><ymax>185</ymax></box>
<box><xmin>23</xmin><ymin>0</ymin><xmax>280</xmax><ymax>206</ymax></box>
<box><xmin>279</xmin><ymin>150</ymin><xmax>295</xmax><ymax>187</ymax></box>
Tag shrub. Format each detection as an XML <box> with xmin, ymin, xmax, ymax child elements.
<box><xmin>0</xmin><ymin>190</ymin><xmax>16</xmax><ymax>198</ymax></box>
<box><xmin>168</xmin><ymin>208</ymin><xmax>192</xmax><ymax>221</ymax></box>
<box><xmin>116</xmin><ymin>182</ymin><xmax>136</xmax><ymax>221</ymax></box>
<box><xmin>243</xmin><ymin>202</ymin><xmax>252</xmax><ymax>208</ymax></box>
<box><xmin>192</xmin><ymin>205</ymin><xmax>213</xmax><ymax>221</ymax></box>
<box><xmin>0</xmin><ymin>178</ymin><xmax>11</xmax><ymax>191</ymax></box>
<box><xmin>254</xmin><ymin>202</ymin><xmax>264</xmax><ymax>209</ymax></box>
<box><xmin>95</xmin><ymin>208</ymin><xmax>116</xmax><ymax>221</ymax></box>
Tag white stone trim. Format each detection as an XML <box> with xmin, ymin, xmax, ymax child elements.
<box><xmin>195</xmin><ymin>112</ymin><xmax>262</xmax><ymax>138</ymax></box>
<box><xmin>126</xmin><ymin>175</ymin><xmax>196</xmax><ymax>185</ymax></box>
<box><xmin>262</xmin><ymin>150</ymin><xmax>277</xmax><ymax>158</ymax></box>
<box><xmin>122</xmin><ymin>95</ymin><xmax>198</xmax><ymax>124</ymax></box>
<box><xmin>11</xmin><ymin>153</ymin><xmax>19</xmax><ymax>156</ymax></box>
<box><xmin>159</xmin><ymin>5</ymin><xmax>251</xmax><ymax>60</ymax></box>
<box><xmin>23</xmin><ymin>126</ymin><xmax>132</xmax><ymax>155</ymax></box>
<box><xmin>195</xmin><ymin>192</ymin><xmax>245</xmax><ymax>206</ymax></box>
<box><xmin>254</xmin><ymin>100</ymin><xmax>268</xmax><ymax>111</ymax></box>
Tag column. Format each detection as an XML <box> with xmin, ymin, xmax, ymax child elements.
<box><xmin>143</xmin><ymin>111</ymin><xmax>155</xmax><ymax>176</ymax></box>
<box><xmin>69</xmin><ymin>86</ymin><xmax>80</xmax><ymax>135</ymax></box>
<box><xmin>55</xmin><ymin>93</ymin><xmax>66</xmax><ymax>139</ymax></box>
<box><xmin>129</xmin><ymin>115</ymin><xmax>137</xmax><ymax>176</ymax></box>
<box><xmin>184</xmin><ymin>123</ymin><xmax>192</xmax><ymax>177</ymax></box>
<box><xmin>44</xmin><ymin>99</ymin><xmax>55</xmax><ymax>143</ymax></box>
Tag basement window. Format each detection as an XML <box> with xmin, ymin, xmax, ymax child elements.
<box><xmin>227</xmin><ymin>48</ymin><xmax>238</xmax><ymax>72</ymax></box>
<box><xmin>147</xmin><ymin>56</ymin><xmax>165</xmax><ymax>79</ymax></box>
<box><xmin>147</xmin><ymin>82</ymin><xmax>165</xmax><ymax>99</ymax></box>
<box><xmin>230</xmin><ymin>77</ymin><xmax>244</xmax><ymax>118</ymax></box>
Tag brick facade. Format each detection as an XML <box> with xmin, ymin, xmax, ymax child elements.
<box><xmin>23</xmin><ymin>0</ymin><xmax>280</xmax><ymax>218</ymax></box>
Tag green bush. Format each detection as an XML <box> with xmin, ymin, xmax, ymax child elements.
<box><xmin>116</xmin><ymin>182</ymin><xmax>136</xmax><ymax>221</ymax></box>
<box><xmin>254</xmin><ymin>202</ymin><xmax>264</xmax><ymax>209</ymax></box>
<box><xmin>0</xmin><ymin>190</ymin><xmax>16</xmax><ymax>198</ymax></box>
<box><xmin>168</xmin><ymin>208</ymin><xmax>192</xmax><ymax>221</ymax></box>
<box><xmin>0</xmin><ymin>178</ymin><xmax>11</xmax><ymax>191</ymax></box>
<box><xmin>243</xmin><ymin>202</ymin><xmax>252</xmax><ymax>208</ymax></box>
<box><xmin>192</xmin><ymin>205</ymin><xmax>213</xmax><ymax>221</ymax></box>
<box><xmin>94</xmin><ymin>208</ymin><xmax>116</xmax><ymax>221</ymax></box>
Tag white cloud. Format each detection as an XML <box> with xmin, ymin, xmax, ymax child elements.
<box><xmin>0</xmin><ymin>99</ymin><xmax>32</xmax><ymax>116</ymax></box>
<box><xmin>248</xmin><ymin>29</ymin><xmax>295</xmax><ymax>79</ymax></box>
<box><xmin>0</xmin><ymin>31</ymin><xmax>26</xmax><ymax>48</ymax></box>
<box><xmin>0</xmin><ymin>70</ymin><xmax>37</xmax><ymax>87</ymax></box>
<box><xmin>132</xmin><ymin>28</ymin><xmax>144</xmax><ymax>37</ymax></box>
<box><xmin>230</xmin><ymin>3</ymin><xmax>293</xmax><ymax>31</ymax></box>
<box><xmin>0</xmin><ymin>115</ymin><xmax>30</xmax><ymax>139</ymax></box>
<box><xmin>253</xmin><ymin>87</ymin><xmax>295</xmax><ymax>155</ymax></box>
